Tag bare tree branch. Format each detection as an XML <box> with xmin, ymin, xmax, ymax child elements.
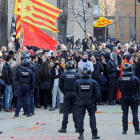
<box><xmin>107</xmin><ymin>10</ymin><xmax>133</xmax><ymax>27</ymax></box>
<box><xmin>69</xmin><ymin>0</ymin><xmax>93</xmax><ymax>35</ymax></box>
<box><xmin>71</xmin><ymin>2</ymin><xmax>85</xmax><ymax>33</ymax></box>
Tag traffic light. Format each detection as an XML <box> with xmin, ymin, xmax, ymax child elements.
<box><xmin>138</xmin><ymin>0</ymin><xmax>140</xmax><ymax>3</ymax></box>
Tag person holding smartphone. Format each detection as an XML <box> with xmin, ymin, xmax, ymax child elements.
<box><xmin>49</xmin><ymin>58</ymin><xmax>64</xmax><ymax>111</ymax></box>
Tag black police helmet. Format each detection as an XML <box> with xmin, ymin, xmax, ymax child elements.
<box><xmin>66</xmin><ymin>61</ymin><xmax>76</xmax><ymax>72</ymax></box>
<box><xmin>122</xmin><ymin>63</ymin><xmax>133</xmax><ymax>76</ymax></box>
<box><xmin>22</xmin><ymin>59</ymin><xmax>30</xmax><ymax>67</ymax></box>
<box><xmin>81</xmin><ymin>67</ymin><xmax>91</xmax><ymax>79</ymax></box>
<box><xmin>21</xmin><ymin>53</ymin><xmax>29</xmax><ymax>61</ymax></box>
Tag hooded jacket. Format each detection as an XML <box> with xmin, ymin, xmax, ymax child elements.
<box><xmin>28</xmin><ymin>49</ymin><xmax>34</xmax><ymax>56</ymax></box>
<box><xmin>78</xmin><ymin>59</ymin><xmax>94</xmax><ymax>73</ymax></box>
<box><xmin>91</xmin><ymin>62</ymin><xmax>104</xmax><ymax>81</ymax></box>
<box><xmin>107</xmin><ymin>53</ymin><xmax>119</xmax><ymax>79</ymax></box>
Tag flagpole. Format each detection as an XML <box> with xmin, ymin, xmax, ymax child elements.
<box><xmin>105</xmin><ymin>26</ymin><xmax>107</xmax><ymax>42</ymax></box>
<box><xmin>21</xmin><ymin>22</ymin><xmax>24</xmax><ymax>47</ymax></box>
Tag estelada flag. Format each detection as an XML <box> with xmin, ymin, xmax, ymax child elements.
<box><xmin>116</xmin><ymin>58</ymin><xmax>132</xmax><ymax>99</ymax></box>
<box><xmin>14</xmin><ymin>0</ymin><xmax>21</xmax><ymax>15</ymax></box>
<box><xmin>14</xmin><ymin>0</ymin><xmax>23</xmax><ymax>39</ymax></box>
<box><xmin>94</xmin><ymin>17</ymin><xmax>112</xmax><ymax>27</ymax></box>
<box><xmin>22</xmin><ymin>21</ymin><xmax>57</xmax><ymax>51</ymax></box>
<box><xmin>21</xmin><ymin>0</ymin><xmax>62</xmax><ymax>32</ymax></box>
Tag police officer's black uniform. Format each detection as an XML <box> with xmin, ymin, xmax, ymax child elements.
<box><xmin>14</xmin><ymin>59</ymin><xmax>35</xmax><ymax>117</ymax></box>
<box><xmin>75</xmin><ymin>67</ymin><xmax>100</xmax><ymax>140</ymax></box>
<box><xmin>58</xmin><ymin>61</ymin><xmax>79</xmax><ymax>133</ymax></box>
<box><xmin>118</xmin><ymin>63</ymin><xmax>140</xmax><ymax>135</ymax></box>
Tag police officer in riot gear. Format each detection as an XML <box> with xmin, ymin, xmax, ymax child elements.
<box><xmin>75</xmin><ymin>67</ymin><xmax>100</xmax><ymax>140</ymax></box>
<box><xmin>118</xmin><ymin>63</ymin><xmax>140</xmax><ymax>135</ymax></box>
<box><xmin>58</xmin><ymin>61</ymin><xmax>79</xmax><ymax>133</ymax></box>
<box><xmin>17</xmin><ymin>53</ymin><xmax>35</xmax><ymax>72</ymax></box>
<box><xmin>21</xmin><ymin>53</ymin><xmax>29</xmax><ymax>61</ymax></box>
<box><xmin>14</xmin><ymin>59</ymin><xmax>35</xmax><ymax>117</ymax></box>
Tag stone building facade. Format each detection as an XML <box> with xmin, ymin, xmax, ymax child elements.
<box><xmin>116</xmin><ymin>0</ymin><xmax>140</xmax><ymax>43</ymax></box>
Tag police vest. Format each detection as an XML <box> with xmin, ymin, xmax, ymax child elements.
<box><xmin>120</xmin><ymin>76</ymin><xmax>137</xmax><ymax>96</ymax></box>
<box><xmin>19</xmin><ymin>68</ymin><xmax>31</xmax><ymax>84</ymax></box>
<box><xmin>78</xmin><ymin>79</ymin><xmax>93</xmax><ymax>99</ymax></box>
<box><xmin>64</xmin><ymin>73</ymin><xmax>77</xmax><ymax>91</ymax></box>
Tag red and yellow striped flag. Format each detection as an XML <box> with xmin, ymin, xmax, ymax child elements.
<box><xmin>21</xmin><ymin>0</ymin><xmax>62</xmax><ymax>33</ymax></box>
<box><xmin>14</xmin><ymin>0</ymin><xmax>23</xmax><ymax>39</ymax></box>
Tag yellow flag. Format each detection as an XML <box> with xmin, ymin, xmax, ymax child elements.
<box><xmin>94</xmin><ymin>17</ymin><xmax>112</xmax><ymax>27</ymax></box>
<box><xmin>21</xmin><ymin>0</ymin><xmax>62</xmax><ymax>33</ymax></box>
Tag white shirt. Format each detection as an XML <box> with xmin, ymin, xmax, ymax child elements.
<box><xmin>54</xmin><ymin>68</ymin><xmax>59</xmax><ymax>86</ymax></box>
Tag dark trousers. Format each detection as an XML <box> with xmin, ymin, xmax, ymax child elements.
<box><xmin>108</xmin><ymin>78</ymin><xmax>117</xmax><ymax>103</ymax></box>
<box><xmin>121</xmin><ymin>96</ymin><xmax>139</xmax><ymax>131</ymax></box>
<box><xmin>15</xmin><ymin>86</ymin><xmax>31</xmax><ymax>115</ymax></box>
<box><xmin>12</xmin><ymin>96</ymin><xmax>17</xmax><ymax>107</ymax></box>
<box><xmin>78</xmin><ymin>99</ymin><xmax>98</xmax><ymax>136</ymax></box>
<box><xmin>30</xmin><ymin>94</ymin><xmax>35</xmax><ymax>114</ymax></box>
<box><xmin>41</xmin><ymin>89</ymin><xmax>51</xmax><ymax>107</ymax></box>
<box><xmin>62</xmin><ymin>92</ymin><xmax>78</xmax><ymax>129</ymax></box>
<box><xmin>34</xmin><ymin>85</ymin><xmax>40</xmax><ymax>106</ymax></box>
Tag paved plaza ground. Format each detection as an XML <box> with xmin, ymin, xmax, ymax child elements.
<box><xmin>0</xmin><ymin>105</ymin><xmax>140</xmax><ymax>140</ymax></box>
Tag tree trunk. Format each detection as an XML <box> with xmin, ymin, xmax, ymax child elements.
<box><xmin>81</xmin><ymin>0</ymin><xmax>86</xmax><ymax>36</ymax></box>
<box><xmin>57</xmin><ymin>0</ymin><xmax>68</xmax><ymax>45</ymax></box>
<box><xmin>1</xmin><ymin>0</ymin><xmax>8</xmax><ymax>47</ymax></box>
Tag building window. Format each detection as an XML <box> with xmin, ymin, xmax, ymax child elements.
<box><xmin>93</xmin><ymin>0</ymin><xmax>98</xmax><ymax>5</ymax></box>
<box><xmin>129</xmin><ymin>17</ymin><xmax>135</xmax><ymax>39</ymax></box>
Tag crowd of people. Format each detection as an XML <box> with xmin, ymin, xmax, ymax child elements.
<box><xmin>0</xmin><ymin>33</ymin><xmax>139</xmax><ymax>114</ymax></box>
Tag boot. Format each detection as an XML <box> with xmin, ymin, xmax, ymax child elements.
<box><xmin>92</xmin><ymin>135</ymin><xmax>100</xmax><ymax>139</ymax></box>
<box><xmin>75</xmin><ymin>128</ymin><xmax>78</xmax><ymax>133</ymax></box>
<box><xmin>49</xmin><ymin>107</ymin><xmax>55</xmax><ymax>111</ymax></box>
<box><xmin>5</xmin><ymin>109</ymin><xmax>13</xmax><ymax>112</ymax></box>
<box><xmin>44</xmin><ymin>106</ymin><xmax>47</xmax><ymax>109</ymax></box>
<box><xmin>135</xmin><ymin>130</ymin><xmax>140</xmax><ymax>135</ymax></box>
<box><xmin>14</xmin><ymin>114</ymin><xmax>19</xmax><ymax>117</ymax></box>
<box><xmin>78</xmin><ymin>134</ymin><xmax>84</xmax><ymax>140</ymax></box>
<box><xmin>122</xmin><ymin>131</ymin><xmax>127</xmax><ymax>134</ymax></box>
<box><xmin>36</xmin><ymin>105</ymin><xmax>41</xmax><ymax>108</ymax></box>
<box><xmin>23</xmin><ymin>112</ymin><xmax>27</xmax><ymax>115</ymax></box>
<box><xmin>32</xmin><ymin>112</ymin><xmax>35</xmax><ymax>115</ymax></box>
<box><xmin>27</xmin><ymin>114</ymin><xmax>32</xmax><ymax>117</ymax></box>
<box><xmin>108</xmin><ymin>101</ymin><xmax>116</xmax><ymax>105</ymax></box>
<box><xmin>58</xmin><ymin>128</ymin><xmax>67</xmax><ymax>133</ymax></box>
<box><xmin>98</xmin><ymin>102</ymin><xmax>104</xmax><ymax>105</ymax></box>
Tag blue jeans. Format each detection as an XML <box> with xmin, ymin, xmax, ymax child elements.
<box><xmin>56</xmin><ymin>92</ymin><xmax>60</xmax><ymax>107</ymax></box>
<box><xmin>5</xmin><ymin>85</ymin><xmax>13</xmax><ymax>110</ymax></box>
